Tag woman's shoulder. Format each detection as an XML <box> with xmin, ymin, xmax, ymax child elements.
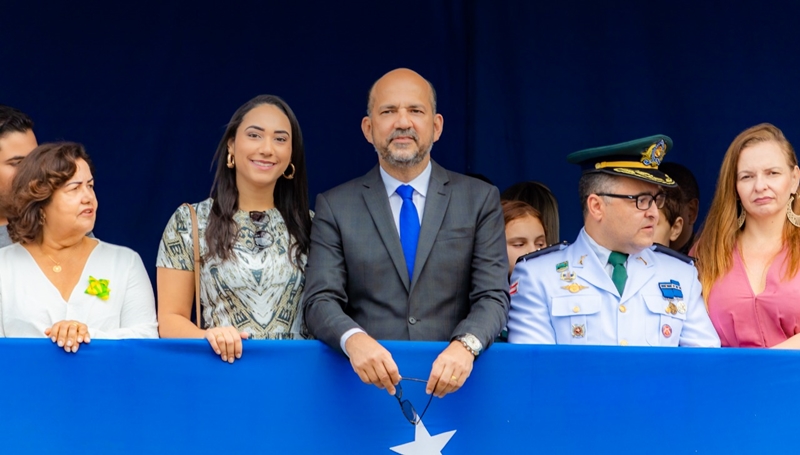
<box><xmin>173</xmin><ymin>198</ymin><xmax>213</xmax><ymax>217</ymax></box>
<box><xmin>93</xmin><ymin>240</ymin><xmax>144</xmax><ymax>264</ymax></box>
<box><xmin>165</xmin><ymin>198</ymin><xmax>214</xmax><ymax>231</ymax></box>
<box><xmin>0</xmin><ymin>242</ymin><xmax>26</xmax><ymax>259</ymax></box>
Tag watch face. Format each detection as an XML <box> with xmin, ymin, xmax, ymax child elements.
<box><xmin>463</xmin><ymin>334</ymin><xmax>481</xmax><ymax>352</ymax></box>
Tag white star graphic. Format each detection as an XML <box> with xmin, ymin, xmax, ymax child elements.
<box><xmin>389</xmin><ymin>419</ymin><xmax>456</xmax><ymax>455</ymax></box>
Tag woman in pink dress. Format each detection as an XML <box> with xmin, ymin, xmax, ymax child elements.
<box><xmin>694</xmin><ymin>123</ymin><xmax>800</xmax><ymax>348</ymax></box>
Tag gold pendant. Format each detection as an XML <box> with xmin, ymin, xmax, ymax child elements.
<box><xmin>561</xmin><ymin>283</ymin><xmax>588</xmax><ymax>293</ymax></box>
<box><xmin>53</xmin><ymin>265</ymin><xmax>62</xmax><ymax>273</ymax></box>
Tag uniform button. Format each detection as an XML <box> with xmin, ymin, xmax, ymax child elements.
<box><xmin>408</xmin><ymin>317</ymin><xmax>417</xmax><ymax>324</ymax></box>
<box><xmin>572</xmin><ymin>306</ymin><xmax>580</xmax><ymax>313</ymax></box>
<box><xmin>619</xmin><ymin>340</ymin><xmax>628</xmax><ymax>346</ymax></box>
<box><xmin>619</xmin><ymin>304</ymin><xmax>626</xmax><ymax>313</ymax></box>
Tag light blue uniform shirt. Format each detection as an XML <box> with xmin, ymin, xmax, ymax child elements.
<box><xmin>507</xmin><ymin>228</ymin><xmax>720</xmax><ymax>347</ymax></box>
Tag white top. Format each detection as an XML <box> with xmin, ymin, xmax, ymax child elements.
<box><xmin>379</xmin><ymin>161</ymin><xmax>431</xmax><ymax>233</ymax></box>
<box><xmin>0</xmin><ymin>241</ymin><xmax>158</xmax><ymax>339</ymax></box>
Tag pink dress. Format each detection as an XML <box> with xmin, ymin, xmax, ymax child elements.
<box><xmin>707</xmin><ymin>246</ymin><xmax>800</xmax><ymax>347</ymax></box>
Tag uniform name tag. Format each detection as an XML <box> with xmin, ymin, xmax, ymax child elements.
<box><xmin>658</xmin><ymin>280</ymin><xmax>683</xmax><ymax>299</ymax></box>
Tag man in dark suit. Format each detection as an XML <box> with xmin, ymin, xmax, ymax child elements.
<box><xmin>303</xmin><ymin>68</ymin><xmax>509</xmax><ymax>399</ymax></box>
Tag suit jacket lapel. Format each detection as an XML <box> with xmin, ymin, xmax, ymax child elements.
<box><xmin>410</xmin><ymin>161</ymin><xmax>450</xmax><ymax>292</ymax></box>
<box><xmin>620</xmin><ymin>247</ymin><xmax>656</xmax><ymax>304</ymax></box>
<box><xmin>361</xmin><ymin>166</ymin><xmax>410</xmax><ymax>291</ymax></box>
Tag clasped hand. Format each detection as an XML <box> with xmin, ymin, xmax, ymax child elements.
<box><xmin>45</xmin><ymin>320</ymin><xmax>90</xmax><ymax>353</ymax></box>
<box><xmin>346</xmin><ymin>333</ymin><xmax>474</xmax><ymax>398</ymax></box>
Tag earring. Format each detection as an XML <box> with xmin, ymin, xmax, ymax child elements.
<box><xmin>737</xmin><ymin>201</ymin><xmax>746</xmax><ymax>229</ymax></box>
<box><xmin>787</xmin><ymin>194</ymin><xmax>800</xmax><ymax>228</ymax></box>
<box><xmin>282</xmin><ymin>163</ymin><xmax>296</xmax><ymax>180</ymax></box>
<box><xmin>226</xmin><ymin>152</ymin><xmax>235</xmax><ymax>169</ymax></box>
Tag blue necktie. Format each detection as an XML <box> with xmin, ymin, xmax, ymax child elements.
<box><xmin>396</xmin><ymin>185</ymin><xmax>420</xmax><ymax>281</ymax></box>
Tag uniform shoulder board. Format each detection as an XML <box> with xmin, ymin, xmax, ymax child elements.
<box><xmin>516</xmin><ymin>241</ymin><xmax>570</xmax><ymax>264</ymax></box>
<box><xmin>651</xmin><ymin>243</ymin><xmax>695</xmax><ymax>265</ymax></box>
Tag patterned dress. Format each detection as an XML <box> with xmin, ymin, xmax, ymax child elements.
<box><xmin>156</xmin><ymin>199</ymin><xmax>309</xmax><ymax>339</ymax></box>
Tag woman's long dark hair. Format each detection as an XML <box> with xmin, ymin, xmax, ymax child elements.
<box><xmin>206</xmin><ymin>95</ymin><xmax>311</xmax><ymax>268</ymax></box>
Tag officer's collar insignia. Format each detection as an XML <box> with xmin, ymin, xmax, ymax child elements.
<box><xmin>658</xmin><ymin>280</ymin><xmax>683</xmax><ymax>299</ymax></box>
<box><xmin>578</xmin><ymin>255</ymin><xmax>586</xmax><ymax>265</ymax></box>
<box><xmin>636</xmin><ymin>256</ymin><xmax>647</xmax><ymax>266</ymax></box>
<box><xmin>509</xmin><ymin>279</ymin><xmax>519</xmax><ymax>296</ymax></box>
<box><xmin>640</xmin><ymin>139</ymin><xmax>666</xmax><ymax>167</ymax></box>
<box><xmin>556</xmin><ymin>261</ymin><xmax>576</xmax><ymax>281</ymax></box>
<box><xmin>562</xmin><ymin>283</ymin><xmax>588</xmax><ymax>293</ymax></box>
<box><xmin>571</xmin><ymin>324</ymin><xmax>586</xmax><ymax>338</ymax></box>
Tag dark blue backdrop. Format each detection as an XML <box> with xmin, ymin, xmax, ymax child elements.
<box><xmin>3</xmin><ymin>0</ymin><xmax>800</xmax><ymax>285</ymax></box>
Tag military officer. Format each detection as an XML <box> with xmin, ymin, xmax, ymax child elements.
<box><xmin>507</xmin><ymin>135</ymin><xmax>720</xmax><ymax>347</ymax></box>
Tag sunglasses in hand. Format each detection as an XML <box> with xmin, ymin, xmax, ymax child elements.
<box><xmin>394</xmin><ymin>377</ymin><xmax>434</xmax><ymax>425</ymax></box>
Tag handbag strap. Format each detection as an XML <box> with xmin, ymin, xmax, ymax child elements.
<box><xmin>182</xmin><ymin>203</ymin><xmax>202</xmax><ymax>329</ymax></box>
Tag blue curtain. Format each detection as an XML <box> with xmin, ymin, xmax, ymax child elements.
<box><xmin>3</xmin><ymin>0</ymin><xmax>800</xmax><ymax>279</ymax></box>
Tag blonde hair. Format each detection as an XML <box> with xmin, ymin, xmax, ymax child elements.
<box><xmin>694</xmin><ymin>123</ymin><xmax>800</xmax><ymax>302</ymax></box>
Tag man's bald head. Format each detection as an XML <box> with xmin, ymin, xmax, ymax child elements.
<box><xmin>366</xmin><ymin>68</ymin><xmax>438</xmax><ymax>116</ymax></box>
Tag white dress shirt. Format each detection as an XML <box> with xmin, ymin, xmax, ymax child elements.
<box><xmin>379</xmin><ymin>161</ymin><xmax>431</xmax><ymax>233</ymax></box>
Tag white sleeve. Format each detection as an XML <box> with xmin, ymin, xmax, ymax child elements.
<box><xmin>507</xmin><ymin>260</ymin><xmax>557</xmax><ymax>344</ymax></box>
<box><xmin>678</xmin><ymin>267</ymin><xmax>721</xmax><ymax>347</ymax></box>
<box><xmin>0</xmin><ymin>274</ymin><xmax>5</xmax><ymax>338</ymax></box>
<box><xmin>91</xmin><ymin>251</ymin><xmax>158</xmax><ymax>339</ymax></box>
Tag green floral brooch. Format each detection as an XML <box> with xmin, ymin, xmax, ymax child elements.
<box><xmin>85</xmin><ymin>276</ymin><xmax>110</xmax><ymax>301</ymax></box>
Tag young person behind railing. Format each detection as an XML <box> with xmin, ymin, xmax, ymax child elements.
<box><xmin>156</xmin><ymin>95</ymin><xmax>312</xmax><ymax>363</ymax></box>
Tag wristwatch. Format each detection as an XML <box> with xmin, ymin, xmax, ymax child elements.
<box><xmin>456</xmin><ymin>333</ymin><xmax>483</xmax><ymax>357</ymax></box>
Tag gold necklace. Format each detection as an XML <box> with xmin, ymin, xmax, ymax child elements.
<box><xmin>44</xmin><ymin>253</ymin><xmax>62</xmax><ymax>273</ymax></box>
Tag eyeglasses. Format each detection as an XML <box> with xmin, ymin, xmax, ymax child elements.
<box><xmin>249</xmin><ymin>211</ymin><xmax>274</xmax><ymax>249</ymax></box>
<box><xmin>394</xmin><ymin>377</ymin><xmax>433</xmax><ymax>425</ymax></box>
<box><xmin>596</xmin><ymin>192</ymin><xmax>666</xmax><ymax>211</ymax></box>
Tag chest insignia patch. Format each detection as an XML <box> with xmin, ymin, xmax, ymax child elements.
<box><xmin>561</xmin><ymin>283</ymin><xmax>588</xmax><ymax>293</ymax></box>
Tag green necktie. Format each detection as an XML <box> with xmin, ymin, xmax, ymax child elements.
<box><xmin>608</xmin><ymin>251</ymin><xmax>629</xmax><ymax>295</ymax></box>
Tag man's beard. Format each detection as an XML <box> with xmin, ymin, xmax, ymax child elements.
<box><xmin>374</xmin><ymin>128</ymin><xmax>433</xmax><ymax>168</ymax></box>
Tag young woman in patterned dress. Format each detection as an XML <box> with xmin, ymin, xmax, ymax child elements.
<box><xmin>156</xmin><ymin>95</ymin><xmax>312</xmax><ymax>363</ymax></box>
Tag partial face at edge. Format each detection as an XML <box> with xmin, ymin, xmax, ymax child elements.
<box><xmin>0</xmin><ymin>129</ymin><xmax>38</xmax><ymax>198</ymax></box>
<box><xmin>506</xmin><ymin>215</ymin><xmax>547</xmax><ymax>276</ymax></box>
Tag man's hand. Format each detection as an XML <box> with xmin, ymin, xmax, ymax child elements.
<box><xmin>426</xmin><ymin>340</ymin><xmax>475</xmax><ymax>398</ymax></box>
<box><xmin>345</xmin><ymin>332</ymin><xmax>401</xmax><ymax>395</ymax></box>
